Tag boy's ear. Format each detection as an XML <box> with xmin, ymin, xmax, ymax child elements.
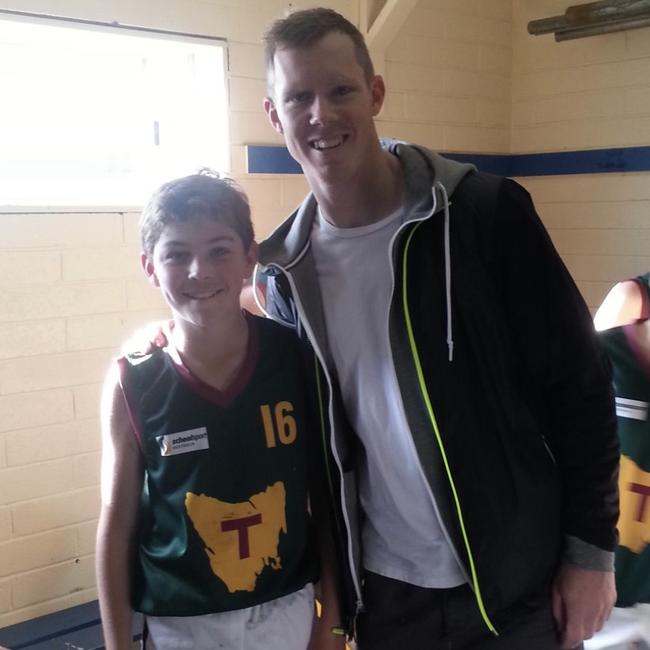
<box><xmin>140</xmin><ymin>252</ymin><xmax>160</xmax><ymax>287</ymax></box>
<box><xmin>263</xmin><ymin>97</ymin><xmax>284</xmax><ymax>135</ymax></box>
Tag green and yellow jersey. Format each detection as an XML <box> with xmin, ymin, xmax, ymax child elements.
<box><xmin>118</xmin><ymin>314</ymin><xmax>317</xmax><ymax>616</ymax></box>
<box><xmin>599</xmin><ymin>273</ymin><xmax>650</xmax><ymax>607</ymax></box>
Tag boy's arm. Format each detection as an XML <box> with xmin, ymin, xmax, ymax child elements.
<box><xmin>594</xmin><ymin>279</ymin><xmax>644</xmax><ymax>331</ymax></box>
<box><xmin>308</xmin><ymin>523</ymin><xmax>346</xmax><ymax>650</ymax></box>
<box><xmin>306</xmin><ymin>413</ymin><xmax>345</xmax><ymax>648</ymax></box>
<box><xmin>96</xmin><ymin>364</ymin><xmax>143</xmax><ymax>650</ymax></box>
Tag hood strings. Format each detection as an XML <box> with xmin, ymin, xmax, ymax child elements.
<box><xmin>251</xmin><ymin>264</ymin><xmax>270</xmax><ymax>319</ymax></box>
<box><xmin>254</xmin><ymin>182</ymin><xmax>454</xmax><ymax>362</ymax></box>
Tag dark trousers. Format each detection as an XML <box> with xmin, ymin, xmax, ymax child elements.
<box><xmin>357</xmin><ymin>571</ymin><xmax>583</xmax><ymax>650</ymax></box>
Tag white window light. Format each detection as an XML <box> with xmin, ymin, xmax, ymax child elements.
<box><xmin>0</xmin><ymin>15</ymin><xmax>229</xmax><ymax>208</ymax></box>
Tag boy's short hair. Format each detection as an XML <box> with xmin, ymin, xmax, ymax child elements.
<box><xmin>263</xmin><ymin>7</ymin><xmax>375</xmax><ymax>92</ymax></box>
<box><xmin>140</xmin><ymin>170</ymin><xmax>254</xmax><ymax>257</ymax></box>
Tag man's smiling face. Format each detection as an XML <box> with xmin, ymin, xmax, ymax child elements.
<box><xmin>264</xmin><ymin>31</ymin><xmax>385</xmax><ymax>185</ymax></box>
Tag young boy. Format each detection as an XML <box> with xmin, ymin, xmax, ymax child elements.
<box><xmin>96</xmin><ymin>172</ymin><xmax>341</xmax><ymax>650</ymax></box>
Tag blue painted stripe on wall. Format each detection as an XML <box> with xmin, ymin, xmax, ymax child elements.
<box><xmin>247</xmin><ymin>144</ymin><xmax>650</xmax><ymax>176</ymax></box>
<box><xmin>247</xmin><ymin>145</ymin><xmax>302</xmax><ymax>174</ymax></box>
<box><xmin>441</xmin><ymin>153</ymin><xmax>512</xmax><ymax>176</ymax></box>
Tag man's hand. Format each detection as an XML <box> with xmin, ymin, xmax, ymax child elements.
<box><xmin>552</xmin><ymin>564</ymin><xmax>616</xmax><ymax>649</ymax></box>
<box><xmin>119</xmin><ymin>320</ymin><xmax>172</xmax><ymax>357</ymax></box>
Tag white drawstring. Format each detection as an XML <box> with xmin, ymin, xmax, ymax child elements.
<box><xmin>436</xmin><ymin>181</ymin><xmax>454</xmax><ymax>362</ymax></box>
<box><xmin>251</xmin><ymin>264</ymin><xmax>271</xmax><ymax>319</ymax></box>
<box><xmin>257</xmin><ymin>182</ymin><xmax>454</xmax><ymax>362</ymax></box>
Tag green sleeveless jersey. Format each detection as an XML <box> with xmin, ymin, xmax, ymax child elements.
<box><xmin>598</xmin><ymin>273</ymin><xmax>650</xmax><ymax>606</ymax></box>
<box><xmin>119</xmin><ymin>314</ymin><xmax>317</xmax><ymax>616</ymax></box>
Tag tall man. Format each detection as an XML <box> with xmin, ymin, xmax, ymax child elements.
<box><xmin>258</xmin><ymin>8</ymin><xmax>619</xmax><ymax>649</ymax></box>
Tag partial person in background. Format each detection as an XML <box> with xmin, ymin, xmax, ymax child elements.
<box><xmin>590</xmin><ymin>277</ymin><xmax>650</xmax><ymax>650</ymax></box>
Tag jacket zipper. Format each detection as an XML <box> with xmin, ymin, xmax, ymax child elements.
<box><xmin>313</xmin><ymin>354</ymin><xmax>365</xmax><ymax>635</ymax></box>
<box><xmin>401</xmin><ymin>218</ymin><xmax>497</xmax><ymax>635</ymax></box>
<box><xmin>267</xmin><ymin>261</ymin><xmax>365</xmax><ymax>622</ymax></box>
<box><xmin>385</xmin><ymin>192</ymin><xmax>475</xmax><ymax>586</ymax></box>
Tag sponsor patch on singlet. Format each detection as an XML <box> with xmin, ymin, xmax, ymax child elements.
<box><xmin>157</xmin><ymin>427</ymin><xmax>209</xmax><ymax>456</ymax></box>
<box><xmin>616</xmin><ymin>397</ymin><xmax>649</xmax><ymax>421</ymax></box>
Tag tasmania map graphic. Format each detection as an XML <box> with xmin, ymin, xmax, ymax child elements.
<box><xmin>618</xmin><ymin>455</ymin><xmax>650</xmax><ymax>555</ymax></box>
<box><xmin>185</xmin><ymin>482</ymin><xmax>287</xmax><ymax>592</ymax></box>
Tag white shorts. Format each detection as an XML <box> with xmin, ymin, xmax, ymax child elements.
<box><xmin>585</xmin><ymin>604</ymin><xmax>650</xmax><ymax>650</ymax></box>
<box><xmin>145</xmin><ymin>583</ymin><xmax>315</xmax><ymax>650</ymax></box>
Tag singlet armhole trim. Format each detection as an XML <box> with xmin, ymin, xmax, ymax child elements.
<box><xmin>634</xmin><ymin>277</ymin><xmax>650</xmax><ymax>320</ymax></box>
<box><xmin>116</xmin><ymin>356</ymin><xmax>144</xmax><ymax>452</ymax></box>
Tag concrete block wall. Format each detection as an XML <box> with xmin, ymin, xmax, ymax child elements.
<box><xmin>226</xmin><ymin>0</ymin><xmax>355</xmax><ymax>238</ymax></box>
<box><xmin>512</xmin><ymin>0</ymin><xmax>650</xmax><ymax>311</ymax></box>
<box><xmin>378</xmin><ymin>0</ymin><xmax>512</xmax><ymax>153</ymax></box>
<box><xmin>518</xmin><ymin>173</ymin><xmax>650</xmax><ymax>311</ymax></box>
<box><xmin>512</xmin><ymin>0</ymin><xmax>650</xmax><ymax>153</ymax></box>
<box><xmin>0</xmin><ymin>207</ymin><xmax>169</xmax><ymax>627</ymax></box>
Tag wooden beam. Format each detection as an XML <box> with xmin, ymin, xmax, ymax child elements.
<box><xmin>366</xmin><ymin>0</ymin><xmax>419</xmax><ymax>53</ymax></box>
<box><xmin>360</xmin><ymin>0</ymin><xmax>371</xmax><ymax>35</ymax></box>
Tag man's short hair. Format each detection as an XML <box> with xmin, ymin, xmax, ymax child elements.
<box><xmin>140</xmin><ymin>170</ymin><xmax>254</xmax><ymax>257</ymax></box>
<box><xmin>263</xmin><ymin>7</ymin><xmax>375</xmax><ymax>91</ymax></box>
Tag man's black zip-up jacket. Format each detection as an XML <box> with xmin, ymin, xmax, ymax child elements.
<box><xmin>258</xmin><ymin>141</ymin><xmax>619</xmax><ymax>635</ymax></box>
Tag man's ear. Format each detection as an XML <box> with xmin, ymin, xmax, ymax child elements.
<box><xmin>369</xmin><ymin>74</ymin><xmax>386</xmax><ymax>117</ymax></box>
<box><xmin>263</xmin><ymin>97</ymin><xmax>284</xmax><ymax>135</ymax></box>
<box><xmin>140</xmin><ymin>252</ymin><xmax>160</xmax><ymax>287</ymax></box>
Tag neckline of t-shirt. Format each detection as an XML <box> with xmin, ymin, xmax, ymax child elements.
<box><xmin>316</xmin><ymin>205</ymin><xmax>403</xmax><ymax>238</ymax></box>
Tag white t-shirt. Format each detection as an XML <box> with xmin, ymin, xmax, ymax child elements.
<box><xmin>310</xmin><ymin>209</ymin><xmax>465</xmax><ymax>588</ymax></box>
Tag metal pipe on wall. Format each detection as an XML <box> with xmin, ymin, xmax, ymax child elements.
<box><xmin>528</xmin><ymin>0</ymin><xmax>650</xmax><ymax>40</ymax></box>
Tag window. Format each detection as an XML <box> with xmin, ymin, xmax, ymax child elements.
<box><xmin>0</xmin><ymin>15</ymin><xmax>229</xmax><ymax>206</ymax></box>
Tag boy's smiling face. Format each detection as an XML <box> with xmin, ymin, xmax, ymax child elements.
<box><xmin>142</xmin><ymin>216</ymin><xmax>257</xmax><ymax>328</ymax></box>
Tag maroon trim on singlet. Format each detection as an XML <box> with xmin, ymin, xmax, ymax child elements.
<box><xmin>168</xmin><ymin>312</ymin><xmax>260</xmax><ymax>408</ymax></box>
<box><xmin>623</xmin><ymin>324</ymin><xmax>650</xmax><ymax>380</ymax></box>
<box><xmin>620</xmin><ymin>277</ymin><xmax>650</xmax><ymax>376</ymax></box>
<box><xmin>634</xmin><ymin>277</ymin><xmax>650</xmax><ymax>320</ymax></box>
<box><xmin>116</xmin><ymin>356</ymin><xmax>144</xmax><ymax>451</ymax></box>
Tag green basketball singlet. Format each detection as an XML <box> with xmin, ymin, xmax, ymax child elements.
<box><xmin>118</xmin><ymin>314</ymin><xmax>317</xmax><ymax>616</ymax></box>
<box><xmin>599</xmin><ymin>273</ymin><xmax>650</xmax><ymax>607</ymax></box>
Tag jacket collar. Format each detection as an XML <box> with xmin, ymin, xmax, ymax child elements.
<box><xmin>258</xmin><ymin>139</ymin><xmax>475</xmax><ymax>270</ymax></box>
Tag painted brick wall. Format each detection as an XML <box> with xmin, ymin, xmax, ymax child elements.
<box><xmin>520</xmin><ymin>173</ymin><xmax>650</xmax><ymax>311</ymax></box>
<box><xmin>379</xmin><ymin>0</ymin><xmax>512</xmax><ymax>153</ymax></box>
<box><xmin>512</xmin><ymin>1</ymin><xmax>650</xmax><ymax>311</ymax></box>
<box><xmin>512</xmin><ymin>0</ymin><xmax>650</xmax><ymax>153</ymax></box>
<box><xmin>0</xmin><ymin>207</ymin><xmax>170</xmax><ymax>627</ymax></box>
